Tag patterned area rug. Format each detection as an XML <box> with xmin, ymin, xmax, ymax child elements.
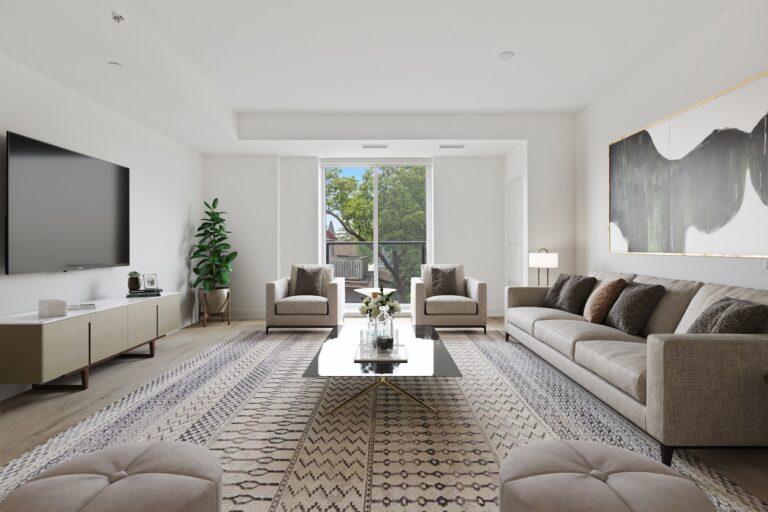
<box><xmin>0</xmin><ymin>329</ymin><xmax>765</xmax><ymax>511</ymax></box>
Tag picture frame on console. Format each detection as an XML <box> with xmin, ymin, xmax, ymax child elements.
<box><xmin>143</xmin><ymin>274</ymin><xmax>158</xmax><ymax>290</ymax></box>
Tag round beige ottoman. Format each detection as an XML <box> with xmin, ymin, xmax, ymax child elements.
<box><xmin>0</xmin><ymin>441</ymin><xmax>222</xmax><ymax>512</ymax></box>
<box><xmin>500</xmin><ymin>440</ymin><xmax>715</xmax><ymax>512</ymax></box>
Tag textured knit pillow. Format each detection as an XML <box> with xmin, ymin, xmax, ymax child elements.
<box><xmin>543</xmin><ymin>274</ymin><xmax>598</xmax><ymax>314</ymax></box>
<box><xmin>431</xmin><ymin>267</ymin><xmax>458</xmax><ymax>296</ymax></box>
<box><xmin>294</xmin><ymin>266</ymin><xmax>322</xmax><ymax>296</ymax></box>
<box><xmin>687</xmin><ymin>297</ymin><xmax>768</xmax><ymax>334</ymax></box>
<box><xmin>584</xmin><ymin>279</ymin><xmax>627</xmax><ymax>323</ymax></box>
<box><xmin>605</xmin><ymin>282</ymin><xmax>665</xmax><ymax>335</ymax></box>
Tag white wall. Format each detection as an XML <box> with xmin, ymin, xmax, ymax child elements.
<box><xmin>433</xmin><ymin>157</ymin><xmax>506</xmax><ymax>315</ymax></box>
<box><xmin>0</xmin><ymin>53</ymin><xmax>203</xmax><ymax>399</ymax></box>
<box><xmin>278</xmin><ymin>157</ymin><xmax>321</xmax><ymax>277</ymax></box>
<box><xmin>576</xmin><ymin>0</ymin><xmax>768</xmax><ymax>288</ymax></box>
<box><xmin>240</xmin><ymin>112</ymin><xmax>578</xmax><ymax>285</ymax></box>
<box><xmin>202</xmin><ymin>155</ymin><xmax>279</xmax><ymax>319</ymax></box>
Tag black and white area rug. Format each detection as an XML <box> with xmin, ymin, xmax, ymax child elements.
<box><xmin>0</xmin><ymin>330</ymin><xmax>765</xmax><ymax>511</ymax></box>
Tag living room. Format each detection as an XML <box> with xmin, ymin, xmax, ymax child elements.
<box><xmin>0</xmin><ymin>1</ymin><xmax>766</xmax><ymax>511</ymax></box>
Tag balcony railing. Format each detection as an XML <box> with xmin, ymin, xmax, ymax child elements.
<box><xmin>326</xmin><ymin>240</ymin><xmax>427</xmax><ymax>303</ymax></box>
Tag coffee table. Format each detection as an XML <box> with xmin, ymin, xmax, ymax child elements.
<box><xmin>304</xmin><ymin>325</ymin><xmax>461</xmax><ymax>414</ymax></box>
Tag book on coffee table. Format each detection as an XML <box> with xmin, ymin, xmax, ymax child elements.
<box><xmin>355</xmin><ymin>344</ymin><xmax>408</xmax><ymax>363</ymax></box>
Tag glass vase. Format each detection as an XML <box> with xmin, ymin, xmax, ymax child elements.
<box><xmin>375</xmin><ymin>312</ymin><xmax>394</xmax><ymax>352</ymax></box>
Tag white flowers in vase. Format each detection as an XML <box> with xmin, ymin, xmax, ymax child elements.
<box><xmin>359</xmin><ymin>288</ymin><xmax>401</xmax><ymax>318</ymax></box>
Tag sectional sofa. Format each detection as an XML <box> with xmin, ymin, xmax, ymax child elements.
<box><xmin>504</xmin><ymin>271</ymin><xmax>768</xmax><ymax>464</ymax></box>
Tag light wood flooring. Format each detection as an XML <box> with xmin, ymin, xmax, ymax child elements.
<box><xmin>1</xmin><ymin>317</ymin><xmax>766</xmax><ymax>503</ymax></box>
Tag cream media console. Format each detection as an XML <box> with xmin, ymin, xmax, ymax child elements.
<box><xmin>0</xmin><ymin>292</ymin><xmax>180</xmax><ymax>390</ymax></box>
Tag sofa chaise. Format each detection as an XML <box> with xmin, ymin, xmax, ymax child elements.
<box><xmin>505</xmin><ymin>271</ymin><xmax>768</xmax><ymax>464</ymax></box>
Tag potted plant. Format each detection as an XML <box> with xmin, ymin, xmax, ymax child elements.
<box><xmin>127</xmin><ymin>271</ymin><xmax>141</xmax><ymax>291</ymax></box>
<box><xmin>191</xmin><ymin>198</ymin><xmax>238</xmax><ymax>318</ymax></box>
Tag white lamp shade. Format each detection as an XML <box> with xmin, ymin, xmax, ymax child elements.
<box><xmin>529</xmin><ymin>252</ymin><xmax>559</xmax><ymax>269</ymax></box>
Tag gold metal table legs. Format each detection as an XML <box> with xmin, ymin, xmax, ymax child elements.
<box><xmin>329</xmin><ymin>377</ymin><xmax>437</xmax><ymax>414</ymax></box>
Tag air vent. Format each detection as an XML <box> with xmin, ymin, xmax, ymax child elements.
<box><xmin>439</xmin><ymin>144</ymin><xmax>465</xmax><ymax>149</ymax></box>
<box><xmin>362</xmin><ymin>144</ymin><xmax>389</xmax><ymax>149</ymax></box>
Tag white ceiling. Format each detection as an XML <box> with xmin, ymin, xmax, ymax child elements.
<box><xmin>127</xmin><ymin>0</ymin><xmax>733</xmax><ymax>112</ymax></box>
<box><xmin>0</xmin><ymin>0</ymin><xmax>735</xmax><ymax>153</ymax></box>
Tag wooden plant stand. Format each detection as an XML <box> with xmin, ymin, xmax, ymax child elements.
<box><xmin>199</xmin><ymin>289</ymin><xmax>231</xmax><ymax>327</ymax></box>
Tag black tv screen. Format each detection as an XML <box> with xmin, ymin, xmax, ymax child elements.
<box><xmin>5</xmin><ymin>132</ymin><xmax>129</xmax><ymax>274</ymax></box>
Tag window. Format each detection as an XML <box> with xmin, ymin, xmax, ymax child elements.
<box><xmin>323</xmin><ymin>164</ymin><xmax>428</xmax><ymax>306</ymax></box>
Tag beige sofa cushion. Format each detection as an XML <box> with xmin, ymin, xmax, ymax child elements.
<box><xmin>575</xmin><ymin>341</ymin><xmax>647</xmax><ymax>402</ymax></box>
<box><xmin>289</xmin><ymin>264</ymin><xmax>333</xmax><ymax>297</ymax></box>
<box><xmin>533</xmin><ymin>320</ymin><xmax>644</xmax><ymax>360</ymax></box>
<box><xmin>275</xmin><ymin>295</ymin><xmax>329</xmax><ymax>315</ymax></box>
<box><xmin>634</xmin><ymin>275</ymin><xmax>703</xmax><ymax>335</ymax></box>
<box><xmin>588</xmin><ymin>270</ymin><xmax>637</xmax><ymax>286</ymax></box>
<box><xmin>421</xmin><ymin>264</ymin><xmax>466</xmax><ymax>297</ymax></box>
<box><xmin>499</xmin><ymin>440</ymin><xmax>715</xmax><ymax>512</ymax></box>
<box><xmin>425</xmin><ymin>295</ymin><xmax>477</xmax><ymax>315</ymax></box>
<box><xmin>506</xmin><ymin>307</ymin><xmax>584</xmax><ymax>335</ymax></box>
<box><xmin>676</xmin><ymin>283</ymin><xmax>768</xmax><ymax>333</ymax></box>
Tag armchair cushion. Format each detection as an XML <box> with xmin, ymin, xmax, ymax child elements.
<box><xmin>421</xmin><ymin>264</ymin><xmax>466</xmax><ymax>297</ymax></box>
<box><xmin>289</xmin><ymin>264</ymin><xmax>333</xmax><ymax>297</ymax></box>
<box><xmin>425</xmin><ymin>295</ymin><xmax>478</xmax><ymax>315</ymax></box>
<box><xmin>275</xmin><ymin>295</ymin><xmax>329</xmax><ymax>315</ymax></box>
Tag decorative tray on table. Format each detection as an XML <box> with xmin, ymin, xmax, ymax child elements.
<box><xmin>355</xmin><ymin>344</ymin><xmax>408</xmax><ymax>363</ymax></box>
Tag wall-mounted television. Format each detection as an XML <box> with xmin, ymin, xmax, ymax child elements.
<box><xmin>5</xmin><ymin>132</ymin><xmax>129</xmax><ymax>274</ymax></box>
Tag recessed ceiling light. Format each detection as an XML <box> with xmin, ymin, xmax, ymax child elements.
<box><xmin>498</xmin><ymin>51</ymin><xmax>516</xmax><ymax>61</ymax></box>
<box><xmin>439</xmin><ymin>144</ymin><xmax>465</xmax><ymax>149</ymax></box>
<box><xmin>108</xmin><ymin>61</ymin><xmax>123</xmax><ymax>68</ymax></box>
<box><xmin>362</xmin><ymin>144</ymin><xmax>388</xmax><ymax>149</ymax></box>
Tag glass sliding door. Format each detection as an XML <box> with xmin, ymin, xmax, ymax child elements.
<box><xmin>324</xmin><ymin>164</ymin><xmax>427</xmax><ymax>306</ymax></box>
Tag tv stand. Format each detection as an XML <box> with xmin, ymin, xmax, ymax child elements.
<box><xmin>0</xmin><ymin>293</ymin><xmax>179</xmax><ymax>391</ymax></box>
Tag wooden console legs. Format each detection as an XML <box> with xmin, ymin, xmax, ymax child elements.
<box><xmin>32</xmin><ymin>367</ymin><xmax>90</xmax><ymax>391</ymax></box>
<box><xmin>118</xmin><ymin>339</ymin><xmax>156</xmax><ymax>359</ymax></box>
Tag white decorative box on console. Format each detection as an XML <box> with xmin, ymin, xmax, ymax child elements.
<box><xmin>0</xmin><ymin>292</ymin><xmax>180</xmax><ymax>391</ymax></box>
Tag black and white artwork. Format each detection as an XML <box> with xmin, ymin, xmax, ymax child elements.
<box><xmin>609</xmin><ymin>71</ymin><xmax>768</xmax><ymax>257</ymax></box>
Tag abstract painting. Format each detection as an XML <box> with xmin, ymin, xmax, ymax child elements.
<box><xmin>609</xmin><ymin>71</ymin><xmax>768</xmax><ymax>257</ymax></box>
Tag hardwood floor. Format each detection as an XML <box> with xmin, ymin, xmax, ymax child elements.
<box><xmin>1</xmin><ymin>317</ymin><xmax>766</xmax><ymax>504</ymax></box>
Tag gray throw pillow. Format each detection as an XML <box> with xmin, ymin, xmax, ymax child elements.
<box><xmin>604</xmin><ymin>282</ymin><xmax>665</xmax><ymax>335</ymax></box>
<box><xmin>687</xmin><ymin>297</ymin><xmax>768</xmax><ymax>334</ymax></box>
<box><xmin>431</xmin><ymin>267</ymin><xmax>458</xmax><ymax>296</ymax></box>
<box><xmin>543</xmin><ymin>274</ymin><xmax>597</xmax><ymax>314</ymax></box>
<box><xmin>294</xmin><ymin>266</ymin><xmax>322</xmax><ymax>296</ymax></box>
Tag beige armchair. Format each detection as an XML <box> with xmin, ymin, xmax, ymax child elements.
<box><xmin>411</xmin><ymin>264</ymin><xmax>487</xmax><ymax>332</ymax></box>
<box><xmin>266</xmin><ymin>264</ymin><xmax>345</xmax><ymax>333</ymax></box>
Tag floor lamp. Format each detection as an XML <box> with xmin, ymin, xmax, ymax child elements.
<box><xmin>529</xmin><ymin>248</ymin><xmax>559</xmax><ymax>286</ymax></box>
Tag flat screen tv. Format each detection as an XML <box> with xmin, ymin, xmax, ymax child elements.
<box><xmin>5</xmin><ymin>132</ymin><xmax>129</xmax><ymax>274</ymax></box>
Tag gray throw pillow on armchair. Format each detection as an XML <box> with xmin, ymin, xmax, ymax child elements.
<box><xmin>543</xmin><ymin>274</ymin><xmax>597</xmax><ymax>314</ymax></box>
<box><xmin>294</xmin><ymin>266</ymin><xmax>323</xmax><ymax>296</ymax></box>
<box><xmin>431</xmin><ymin>267</ymin><xmax>459</xmax><ymax>296</ymax></box>
<box><xmin>604</xmin><ymin>282</ymin><xmax>665</xmax><ymax>335</ymax></box>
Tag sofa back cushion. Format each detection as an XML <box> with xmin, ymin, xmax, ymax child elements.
<box><xmin>676</xmin><ymin>284</ymin><xmax>768</xmax><ymax>333</ymax></box>
<box><xmin>421</xmin><ymin>264</ymin><xmax>466</xmax><ymax>297</ymax></box>
<box><xmin>289</xmin><ymin>264</ymin><xmax>333</xmax><ymax>297</ymax></box>
<box><xmin>588</xmin><ymin>270</ymin><xmax>637</xmax><ymax>286</ymax></box>
<box><xmin>633</xmin><ymin>275</ymin><xmax>703</xmax><ymax>336</ymax></box>
<box><xmin>605</xmin><ymin>282</ymin><xmax>665</xmax><ymax>335</ymax></box>
<box><xmin>543</xmin><ymin>274</ymin><xmax>597</xmax><ymax>314</ymax></box>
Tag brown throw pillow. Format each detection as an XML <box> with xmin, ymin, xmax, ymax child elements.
<box><xmin>604</xmin><ymin>282</ymin><xmax>665</xmax><ymax>335</ymax></box>
<box><xmin>584</xmin><ymin>279</ymin><xmax>627</xmax><ymax>323</ymax></box>
<box><xmin>294</xmin><ymin>266</ymin><xmax>322</xmax><ymax>296</ymax></box>
<box><xmin>431</xmin><ymin>267</ymin><xmax>458</xmax><ymax>296</ymax></box>
<box><xmin>543</xmin><ymin>274</ymin><xmax>598</xmax><ymax>314</ymax></box>
<box><xmin>687</xmin><ymin>297</ymin><xmax>768</xmax><ymax>334</ymax></box>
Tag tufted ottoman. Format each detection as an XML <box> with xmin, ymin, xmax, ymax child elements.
<box><xmin>0</xmin><ymin>441</ymin><xmax>222</xmax><ymax>512</ymax></box>
<box><xmin>500</xmin><ymin>440</ymin><xmax>715</xmax><ymax>512</ymax></box>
